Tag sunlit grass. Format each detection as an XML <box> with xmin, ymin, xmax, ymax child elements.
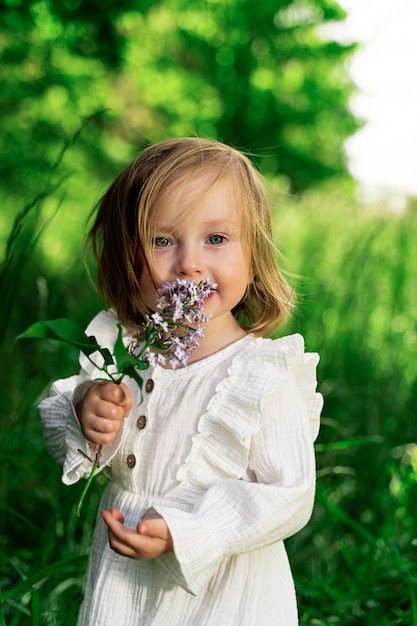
<box><xmin>277</xmin><ymin>188</ymin><xmax>417</xmax><ymax>625</ymax></box>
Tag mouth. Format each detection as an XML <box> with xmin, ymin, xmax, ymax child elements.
<box><xmin>203</xmin><ymin>281</ymin><xmax>217</xmax><ymax>306</ymax></box>
<box><xmin>203</xmin><ymin>291</ymin><xmax>215</xmax><ymax>306</ymax></box>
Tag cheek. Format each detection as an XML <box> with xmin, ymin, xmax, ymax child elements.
<box><xmin>221</xmin><ymin>257</ymin><xmax>252</xmax><ymax>296</ymax></box>
<box><xmin>146</xmin><ymin>249</ymin><xmax>172</xmax><ymax>282</ymax></box>
<box><xmin>230</xmin><ymin>238</ymin><xmax>253</xmax><ymax>284</ymax></box>
<box><xmin>220</xmin><ymin>246</ymin><xmax>249</xmax><ymax>274</ymax></box>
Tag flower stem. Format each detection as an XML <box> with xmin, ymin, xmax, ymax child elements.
<box><xmin>76</xmin><ymin>445</ymin><xmax>102</xmax><ymax>517</ymax></box>
<box><xmin>76</xmin><ymin>464</ymin><xmax>97</xmax><ymax>517</ymax></box>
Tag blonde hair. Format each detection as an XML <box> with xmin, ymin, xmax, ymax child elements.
<box><xmin>86</xmin><ymin>137</ymin><xmax>293</xmax><ymax>336</ymax></box>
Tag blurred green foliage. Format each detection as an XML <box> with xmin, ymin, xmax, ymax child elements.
<box><xmin>0</xmin><ymin>0</ymin><xmax>358</xmax><ymax>203</ymax></box>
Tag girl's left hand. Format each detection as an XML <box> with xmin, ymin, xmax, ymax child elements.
<box><xmin>101</xmin><ymin>507</ymin><xmax>173</xmax><ymax>560</ymax></box>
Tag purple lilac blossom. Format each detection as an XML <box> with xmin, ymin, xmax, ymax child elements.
<box><xmin>128</xmin><ymin>278</ymin><xmax>217</xmax><ymax>369</ymax></box>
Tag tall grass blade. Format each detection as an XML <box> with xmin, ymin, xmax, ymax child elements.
<box><xmin>30</xmin><ymin>588</ymin><xmax>40</xmax><ymax>626</ymax></box>
<box><xmin>2</xmin><ymin>556</ymin><xmax>87</xmax><ymax>604</ymax></box>
<box><xmin>411</xmin><ymin>583</ymin><xmax>417</xmax><ymax>626</ymax></box>
<box><xmin>0</xmin><ymin>586</ymin><xmax>6</xmax><ymax>626</ymax></box>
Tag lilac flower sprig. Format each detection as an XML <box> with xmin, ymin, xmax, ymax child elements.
<box><xmin>131</xmin><ymin>278</ymin><xmax>216</xmax><ymax>370</ymax></box>
<box><xmin>17</xmin><ymin>278</ymin><xmax>215</xmax><ymax>516</ymax></box>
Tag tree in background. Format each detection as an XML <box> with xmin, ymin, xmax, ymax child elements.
<box><xmin>0</xmin><ymin>0</ymin><xmax>358</xmax><ymax>199</ymax></box>
<box><xmin>123</xmin><ymin>0</ymin><xmax>359</xmax><ymax>191</ymax></box>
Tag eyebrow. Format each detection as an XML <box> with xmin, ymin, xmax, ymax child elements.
<box><xmin>154</xmin><ymin>218</ymin><xmax>241</xmax><ymax>233</ymax></box>
<box><xmin>200</xmin><ymin>218</ymin><xmax>241</xmax><ymax>229</ymax></box>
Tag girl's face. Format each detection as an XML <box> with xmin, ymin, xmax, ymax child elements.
<box><xmin>140</xmin><ymin>174</ymin><xmax>252</xmax><ymax>337</ymax></box>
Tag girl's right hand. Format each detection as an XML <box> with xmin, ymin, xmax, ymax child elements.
<box><xmin>75</xmin><ymin>381</ymin><xmax>134</xmax><ymax>445</ymax></box>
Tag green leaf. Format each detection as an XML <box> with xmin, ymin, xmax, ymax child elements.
<box><xmin>123</xmin><ymin>364</ymin><xmax>147</xmax><ymax>388</ymax></box>
<box><xmin>113</xmin><ymin>323</ymin><xmax>150</xmax><ymax>374</ymax></box>
<box><xmin>128</xmin><ymin>355</ymin><xmax>151</xmax><ymax>371</ymax></box>
<box><xmin>99</xmin><ymin>346</ymin><xmax>115</xmax><ymax>368</ymax></box>
<box><xmin>16</xmin><ymin>318</ymin><xmax>100</xmax><ymax>356</ymax></box>
<box><xmin>113</xmin><ymin>323</ymin><xmax>132</xmax><ymax>371</ymax></box>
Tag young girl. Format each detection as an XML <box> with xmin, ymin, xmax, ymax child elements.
<box><xmin>39</xmin><ymin>137</ymin><xmax>323</xmax><ymax>625</ymax></box>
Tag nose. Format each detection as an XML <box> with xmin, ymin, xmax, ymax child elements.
<box><xmin>175</xmin><ymin>243</ymin><xmax>205</xmax><ymax>278</ymax></box>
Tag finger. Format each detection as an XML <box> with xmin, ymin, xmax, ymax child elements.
<box><xmin>84</xmin><ymin>429</ymin><xmax>116</xmax><ymax>446</ymax></box>
<box><xmin>109</xmin><ymin>530</ymin><xmax>167</xmax><ymax>560</ymax></box>
<box><xmin>118</xmin><ymin>382</ymin><xmax>134</xmax><ymax>416</ymax></box>
<box><xmin>109</xmin><ymin>507</ymin><xmax>125</xmax><ymax>524</ymax></box>
<box><xmin>100</xmin><ymin>382</ymin><xmax>133</xmax><ymax>414</ymax></box>
<box><xmin>101</xmin><ymin>510</ymin><xmax>170</xmax><ymax>560</ymax></box>
<box><xmin>94</xmin><ymin>398</ymin><xmax>126</xmax><ymax>422</ymax></box>
<box><xmin>108</xmin><ymin>537</ymin><xmax>137</xmax><ymax>559</ymax></box>
<box><xmin>138</xmin><ymin>519</ymin><xmax>173</xmax><ymax>555</ymax></box>
<box><xmin>101</xmin><ymin>512</ymin><xmax>150</xmax><ymax>558</ymax></box>
<box><xmin>101</xmin><ymin>509</ymin><xmax>126</xmax><ymax>532</ymax></box>
<box><xmin>104</xmin><ymin>525</ymin><xmax>138</xmax><ymax>559</ymax></box>
<box><xmin>102</xmin><ymin>511</ymin><xmax>135</xmax><ymax>555</ymax></box>
<box><xmin>88</xmin><ymin>417</ymin><xmax>121</xmax><ymax>437</ymax></box>
<box><xmin>138</xmin><ymin>517</ymin><xmax>170</xmax><ymax>541</ymax></box>
<box><xmin>84</xmin><ymin>413</ymin><xmax>122</xmax><ymax>444</ymax></box>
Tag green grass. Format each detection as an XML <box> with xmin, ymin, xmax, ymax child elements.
<box><xmin>279</xmin><ymin>191</ymin><xmax>417</xmax><ymax>625</ymax></box>
<box><xmin>1</xmin><ymin>182</ymin><xmax>416</xmax><ymax>624</ymax></box>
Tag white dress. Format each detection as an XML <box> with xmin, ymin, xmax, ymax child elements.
<box><xmin>39</xmin><ymin>311</ymin><xmax>323</xmax><ymax>626</ymax></box>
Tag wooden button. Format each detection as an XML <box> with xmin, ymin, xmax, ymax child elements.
<box><xmin>145</xmin><ymin>379</ymin><xmax>154</xmax><ymax>393</ymax></box>
<box><xmin>126</xmin><ymin>454</ymin><xmax>136</xmax><ymax>469</ymax></box>
<box><xmin>136</xmin><ymin>415</ymin><xmax>147</xmax><ymax>430</ymax></box>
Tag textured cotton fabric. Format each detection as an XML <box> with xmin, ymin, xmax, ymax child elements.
<box><xmin>39</xmin><ymin>311</ymin><xmax>323</xmax><ymax>626</ymax></box>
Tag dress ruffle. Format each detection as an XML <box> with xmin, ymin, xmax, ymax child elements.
<box><xmin>174</xmin><ymin>334</ymin><xmax>322</xmax><ymax>504</ymax></box>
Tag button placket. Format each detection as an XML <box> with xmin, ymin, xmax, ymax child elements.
<box><xmin>126</xmin><ymin>375</ymin><xmax>155</xmax><ymax>470</ymax></box>
<box><xmin>141</xmin><ymin>376</ymin><xmax>154</xmax><ymax>429</ymax></box>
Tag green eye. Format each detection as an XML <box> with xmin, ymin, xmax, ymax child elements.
<box><xmin>154</xmin><ymin>237</ymin><xmax>171</xmax><ymax>248</ymax></box>
<box><xmin>208</xmin><ymin>234</ymin><xmax>226</xmax><ymax>245</ymax></box>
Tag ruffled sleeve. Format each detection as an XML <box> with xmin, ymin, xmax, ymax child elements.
<box><xmin>155</xmin><ymin>334</ymin><xmax>323</xmax><ymax>595</ymax></box>
<box><xmin>38</xmin><ymin>310</ymin><xmax>126</xmax><ymax>485</ymax></box>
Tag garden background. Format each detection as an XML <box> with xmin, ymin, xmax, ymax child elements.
<box><xmin>1</xmin><ymin>1</ymin><xmax>416</xmax><ymax>624</ymax></box>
